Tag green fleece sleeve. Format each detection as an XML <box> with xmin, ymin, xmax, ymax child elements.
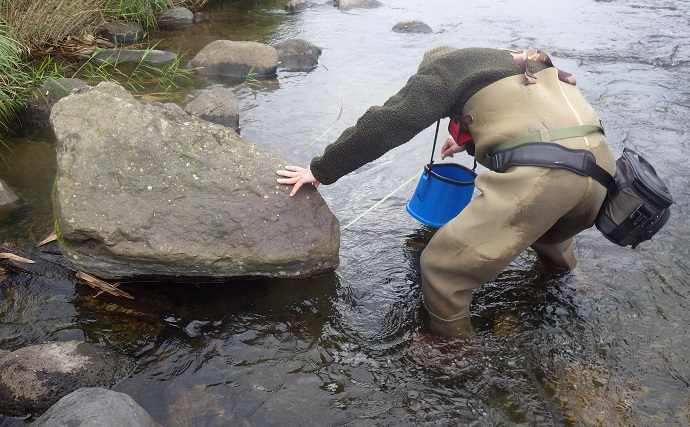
<box><xmin>309</xmin><ymin>48</ymin><xmax>526</xmax><ymax>185</ymax></box>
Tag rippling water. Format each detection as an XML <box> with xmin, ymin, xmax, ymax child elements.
<box><xmin>1</xmin><ymin>0</ymin><xmax>689</xmax><ymax>425</ymax></box>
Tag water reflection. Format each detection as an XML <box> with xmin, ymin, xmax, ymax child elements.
<box><xmin>0</xmin><ymin>138</ymin><xmax>56</xmax><ymax>245</ymax></box>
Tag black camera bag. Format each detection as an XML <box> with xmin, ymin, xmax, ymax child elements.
<box><xmin>490</xmin><ymin>132</ymin><xmax>673</xmax><ymax>249</ymax></box>
<box><xmin>595</xmin><ymin>148</ymin><xmax>673</xmax><ymax>248</ymax></box>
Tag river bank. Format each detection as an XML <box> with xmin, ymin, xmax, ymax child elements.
<box><xmin>0</xmin><ymin>0</ymin><xmax>215</xmax><ymax>139</ymax></box>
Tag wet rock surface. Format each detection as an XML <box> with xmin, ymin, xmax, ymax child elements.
<box><xmin>0</xmin><ymin>341</ymin><xmax>135</xmax><ymax>417</ymax></box>
<box><xmin>89</xmin><ymin>49</ymin><xmax>178</xmax><ymax>65</ymax></box>
<box><xmin>392</xmin><ymin>20</ymin><xmax>433</xmax><ymax>33</ymax></box>
<box><xmin>188</xmin><ymin>40</ymin><xmax>280</xmax><ymax>79</ymax></box>
<box><xmin>0</xmin><ymin>180</ymin><xmax>18</xmax><ymax>206</ymax></box>
<box><xmin>157</xmin><ymin>7</ymin><xmax>195</xmax><ymax>29</ymax></box>
<box><xmin>96</xmin><ymin>21</ymin><xmax>145</xmax><ymax>45</ymax></box>
<box><xmin>285</xmin><ymin>0</ymin><xmax>309</xmax><ymax>13</ymax></box>
<box><xmin>19</xmin><ymin>78</ymin><xmax>90</xmax><ymax>129</ymax></box>
<box><xmin>273</xmin><ymin>38</ymin><xmax>322</xmax><ymax>71</ymax></box>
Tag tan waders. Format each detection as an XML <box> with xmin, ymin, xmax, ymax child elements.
<box><xmin>421</xmin><ymin>68</ymin><xmax>616</xmax><ymax>337</ymax></box>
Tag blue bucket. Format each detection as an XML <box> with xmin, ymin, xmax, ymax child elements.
<box><xmin>406</xmin><ymin>163</ymin><xmax>476</xmax><ymax>228</ymax></box>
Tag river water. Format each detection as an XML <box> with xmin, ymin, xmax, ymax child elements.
<box><xmin>1</xmin><ymin>0</ymin><xmax>689</xmax><ymax>425</ymax></box>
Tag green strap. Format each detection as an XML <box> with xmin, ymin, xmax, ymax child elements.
<box><xmin>493</xmin><ymin>124</ymin><xmax>605</xmax><ymax>153</ymax></box>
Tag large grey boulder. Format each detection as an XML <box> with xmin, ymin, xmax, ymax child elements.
<box><xmin>32</xmin><ymin>388</ymin><xmax>162</xmax><ymax>427</ymax></box>
<box><xmin>185</xmin><ymin>87</ymin><xmax>240</xmax><ymax>131</ymax></box>
<box><xmin>273</xmin><ymin>38</ymin><xmax>322</xmax><ymax>71</ymax></box>
<box><xmin>0</xmin><ymin>341</ymin><xmax>135</xmax><ymax>417</ymax></box>
<box><xmin>188</xmin><ymin>40</ymin><xmax>279</xmax><ymax>79</ymax></box>
<box><xmin>50</xmin><ymin>82</ymin><xmax>339</xmax><ymax>280</ymax></box>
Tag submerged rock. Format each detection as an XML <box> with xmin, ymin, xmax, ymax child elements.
<box><xmin>392</xmin><ymin>20</ymin><xmax>433</xmax><ymax>34</ymax></box>
<box><xmin>49</xmin><ymin>82</ymin><xmax>340</xmax><ymax>281</ymax></box>
<box><xmin>0</xmin><ymin>341</ymin><xmax>135</xmax><ymax>417</ymax></box>
<box><xmin>89</xmin><ymin>49</ymin><xmax>178</xmax><ymax>65</ymax></box>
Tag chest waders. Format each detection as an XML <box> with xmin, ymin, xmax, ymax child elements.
<box><xmin>462</xmin><ymin>67</ymin><xmax>614</xmax><ymax>185</ymax></box>
<box><xmin>420</xmin><ymin>67</ymin><xmax>616</xmax><ymax>337</ymax></box>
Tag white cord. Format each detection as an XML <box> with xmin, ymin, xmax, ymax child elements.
<box><xmin>342</xmin><ymin>170</ymin><xmax>423</xmax><ymax>230</ymax></box>
<box><xmin>307</xmin><ymin>64</ymin><xmax>344</xmax><ymax>147</ymax></box>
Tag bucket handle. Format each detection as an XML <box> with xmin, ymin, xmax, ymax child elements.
<box><xmin>429</xmin><ymin>119</ymin><xmax>477</xmax><ymax>172</ymax></box>
<box><xmin>424</xmin><ymin>164</ymin><xmax>476</xmax><ymax>186</ymax></box>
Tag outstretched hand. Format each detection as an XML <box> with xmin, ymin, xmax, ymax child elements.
<box><xmin>440</xmin><ymin>137</ymin><xmax>467</xmax><ymax>159</ymax></box>
<box><xmin>276</xmin><ymin>165</ymin><xmax>320</xmax><ymax>197</ymax></box>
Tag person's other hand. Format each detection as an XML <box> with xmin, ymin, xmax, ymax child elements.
<box><xmin>276</xmin><ymin>165</ymin><xmax>320</xmax><ymax>197</ymax></box>
<box><xmin>440</xmin><ymin>137</ymin><xmax>467</xmax><ymax>159</ymax></box>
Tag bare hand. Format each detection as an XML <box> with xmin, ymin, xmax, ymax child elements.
<box><xmin>276</xmin><ymin>165</ymin><xmax>320</xmax><ymax>197</ymax></box>
<box><xmin>440</xmin><ymin>137</ymin><xmax>467</xmax><ymax>160</ymax></box>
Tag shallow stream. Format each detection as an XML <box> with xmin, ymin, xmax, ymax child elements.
<box><xmin>1</xmin><ymin>0</ymin><xmax>689</xmax><ymax>425</ymax></box>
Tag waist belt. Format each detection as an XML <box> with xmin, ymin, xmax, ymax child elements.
<box><xmin>489</xmin><ymin>124</ymin><xmax>613</xmax><ymax>189</ymax></box>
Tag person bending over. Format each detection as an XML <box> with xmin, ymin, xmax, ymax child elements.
<box><xmin>277</xmin><ymin>46</ymin><xmax>615</xmax><ymax>337</ymax></box>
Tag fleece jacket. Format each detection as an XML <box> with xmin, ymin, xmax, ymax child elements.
<box><xmin>309</xmin><ymin>47</ymin><xmax>551</xmax><ymax>185</ymax></box>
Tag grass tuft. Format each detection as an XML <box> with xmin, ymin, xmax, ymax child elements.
<box><xmin>103</xmin><ymin>0</ymin><xmax>179</xmax><ymax>30</ymax></box>
<box><xmin>74</xmin><ymin>45</ymin><xmax>193</xmax><ymax>92</ymax></box>
<box><xmin>0</xmin><ymin>22</ymin><xmax>64</xmax><ymax>135</ymax></box>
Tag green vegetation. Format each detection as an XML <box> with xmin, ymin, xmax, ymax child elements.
<box><xmin>0</xmin><ymin>0</ymin><xmax>209</xmax><ymax>138</ymax></box>
<box><xmin>0</xmin><ymin>22</ymin><xmax>63</xmax><ymax>135</ymax></box>
<box><xmin>76</xmin><ymin>46</ymin><xmax>192</xmax><ymax>93</ymax></box>
<box><xmin>104</xmin><ymin>0</ymin><xmax>178</xmax><ymax>30</ymax></box>
<box><xmin>54</xmin><ymin>218</ymin><xmax>76</xmax><ymax>247</ymax></box>
<box><xmin>243</xmin><ymin>65</ymin><xmax>261</xmax><ymax>87</ymax></box>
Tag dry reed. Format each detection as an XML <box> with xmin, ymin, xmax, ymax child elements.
<box><xmin>0</xmin><ymin>0</ymin><xmax>211</xmax><ymax>54</ymax></box>
<box><xmin>0</xmin><ymin>0</ymin><xmax>103</xmax><ymax>53</ymax></box>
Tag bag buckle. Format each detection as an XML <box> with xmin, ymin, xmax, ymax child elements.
<box><xmin>630</xmin><ymin>204</ymin><xmax>654</xmax><ymax>227</ymax></box>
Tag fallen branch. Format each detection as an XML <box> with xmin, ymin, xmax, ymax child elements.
<box><xmin>76</xmin><ymin>271</ymin><xmax>134</xmax><ymax>299</ymax></box>
<box><xmin>37</xmin><ymin>232</ymin><xmax>57</xmax><ymax>247</ymax></box>
<box><xmin>0</xmin><ymin>252</ymin><xmax>35</xmax><ymax>264</ymax></box>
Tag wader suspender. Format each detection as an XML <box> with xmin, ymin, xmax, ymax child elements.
<box><xmin>487</xmin><ymin>53</ymin><xmax>613</xmax><ymax>190</ymax></box>
<box><xmin>489</xmin><ymin>125</ymin><xmax>614</xmax><ymax>190</ymax></box>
